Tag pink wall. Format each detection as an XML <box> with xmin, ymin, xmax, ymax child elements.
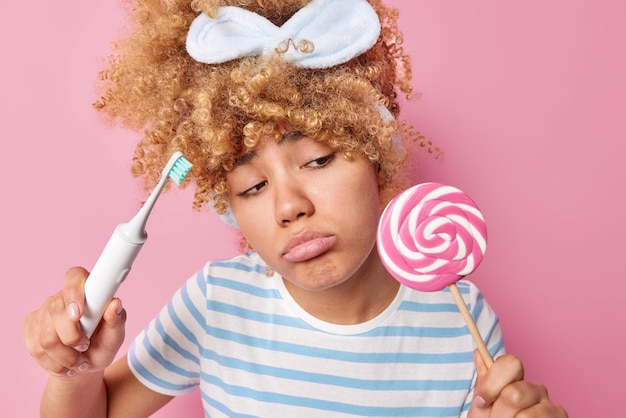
<box><xmin>2</xmin><ymin>1</ymin><xmax>623</xmax><ymax>416</ymax></box>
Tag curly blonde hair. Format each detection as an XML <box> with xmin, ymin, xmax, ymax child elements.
<box><xmin>94</xmin><ymin>0</ymin><xmax>433</xmax><ymax>214</ymax></box>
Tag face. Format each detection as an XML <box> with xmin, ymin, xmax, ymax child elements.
<box><xmin>226</xmin><ymin>130</ymin><xmax>383</xmax><ymax>292</ymax></box>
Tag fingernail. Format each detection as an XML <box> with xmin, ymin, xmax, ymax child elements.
<box><xmin>74</xmin><ymin>343</ymin><xmax>89</xmax><ymax>353</ymax></box>
<box><xmin>66</xmin><ymin>369</ymin><xmax>76</xmax><ymax>377</ymax></box>
<box><xmin>473</xmin><ymin>395</ymin><xmax>487</xmax><ymax>408</ymax></box>
<box><xmin>116</xmin><ymin>300</ymin><xmax>123</xmax><ymax>315</ymax></box>
<box><xmin>67</xmin><ymin>302</ymin><xmax>80</xmax><ymax>320</ymax></box>
<box><xmin>76</xmin><ymin>362</ymin><xmax>89</xmax><ymax>372</ymax></box>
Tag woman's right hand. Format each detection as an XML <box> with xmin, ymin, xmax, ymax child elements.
<box><xmin>24</xmin><ymin>267</ymin><xmax>127</xmax><ymax>378</ymax></box>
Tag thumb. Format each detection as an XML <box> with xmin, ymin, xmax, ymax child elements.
<box><xmin>85</xmin><ymin>298</ymin><xmax>126</xmax><ymax>369</ymax></box>
<box><xmin>474</xmin><ymin>348</ymin><xmax>489</xmax><ymax>382</ymax></box>
<box><xmin>99</xmin><ymin>297</ymin><xmax>126</xmax><ymax>348</ymax></box>
<box><xmin>469</xmin><ymin>349</ymin><xmax>491</xmax><ymax>417</ymax></box>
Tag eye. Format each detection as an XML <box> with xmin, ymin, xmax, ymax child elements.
<box><xmin>237</xmin><ymin>180</ymin><xmax>268</xmax><ymax>197</ymax></box>
<box><xmin>305</xmin><ymin>152</ymin><xmax>336</xmax><ymax>169</ymax></box>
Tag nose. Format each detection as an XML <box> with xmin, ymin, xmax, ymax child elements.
<box><xmin>274</xmin><ymin>178</ymin><xmax>314</xmax><ymax>226</ymax></box>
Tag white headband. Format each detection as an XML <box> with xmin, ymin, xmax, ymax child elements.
<box><xmin>186</xmin><ymin>0</ymin><xmax>381</xmax><ymax>68</ymax></box>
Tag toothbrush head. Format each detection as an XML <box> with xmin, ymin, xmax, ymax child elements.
<box><xmin>164</xmin><ymin>151</ymin><xmax>193</xmax><ymax>185</ymax></box>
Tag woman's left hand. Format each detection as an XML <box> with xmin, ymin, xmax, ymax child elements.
<box><xmin>468</xmin><ymin>351</ymin><xmax>568</xmax><ymax>418</ymax></box>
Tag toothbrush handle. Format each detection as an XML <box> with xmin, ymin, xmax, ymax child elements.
<box><xmin>79</xmin><ymin>224</ymin><xmax>145</xmax><ymax>337</ymax></box>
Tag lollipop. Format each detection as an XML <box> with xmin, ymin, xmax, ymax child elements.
<box><xmin>377</xmin><ymin>182</ymin><xmax>494</xmax><ymax>367</ymax></box>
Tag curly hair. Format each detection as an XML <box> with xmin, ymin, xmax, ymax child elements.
<box><xmin>94</xmin><ymin>0</ymin><xmax>434</xmax><ymax>214</ymax></box>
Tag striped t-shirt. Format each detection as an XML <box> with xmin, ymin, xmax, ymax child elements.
<box><xmin>129</xmin><ymin>252</ymin><xmax>504</xmax><ymax>417</ymax></box>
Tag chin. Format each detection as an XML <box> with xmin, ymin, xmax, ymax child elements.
<box><xmin>284</xmin><ymin>259</ymin><xmax>350</xmax><ymax>291</ymax></box>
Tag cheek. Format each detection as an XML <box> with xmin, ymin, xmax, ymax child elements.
<box><xmin>339</xmin><ymin>169</ymin><xmax>381</xmax><ymax>233</ymax></box>
<box><xmin>231</xmin><ymin>202</ymin><xmax>277</xmax><ymax>253</ymax></box>
<box><xmin>352</xmin><ymin>165</ymin><xmax>382</xmax><ymax>210</ymax></box>
<box><xmin>232</xmin><ymin>207</ymin><xmax>264</xmax><ymax>238</ymax></box>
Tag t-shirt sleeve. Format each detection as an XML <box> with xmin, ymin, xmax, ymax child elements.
<box><xmin>467</xmin><ymin>280</ymin><xmax>506</xmax><ymax>359</ymax></box>
<box><xmin>128</xmin><ymin>268</ymin><xmax>208</xmax><ymax>396</ymax></box>
<box><xmin>459</xmin><ymin>280</ymin><xmax>507</xmax><ymax>415</ymax></box>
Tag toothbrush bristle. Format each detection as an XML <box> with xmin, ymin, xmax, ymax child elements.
<box><xmin>168</xmin><ymin>155</ymin><xmax>193</xmax><ymax>185</ymax></box>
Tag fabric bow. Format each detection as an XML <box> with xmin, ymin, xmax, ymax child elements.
<box><xmin>186</xmin><ymin>0</ymin><xmax>381</xmax><ymax>68</ymax></box>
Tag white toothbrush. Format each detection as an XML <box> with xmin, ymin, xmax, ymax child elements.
<box><xmin>79</xmin><ymin>152</ymin><xmax>192</xmax><ymax>337</ymax></box>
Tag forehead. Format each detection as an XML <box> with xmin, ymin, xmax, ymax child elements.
<box><xmin>234</xmin><ymin>129</ymin><xmax>306</xmax><ymax>167</ymax></box>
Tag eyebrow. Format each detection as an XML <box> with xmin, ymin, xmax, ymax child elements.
<box><xmin>233</xmin><ymin>130</ymin><xmax>304</xmax><ymax>167</ymax></box>
<box><xmin>279</xmin><ymin>130</ymin><xmax>304</xmax><ymax>144</ymax></box>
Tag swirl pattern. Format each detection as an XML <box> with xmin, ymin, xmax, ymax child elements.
<box><xmin>377</xmin><ymin>183</ymin><xmax>487</xmax><ymax>292</ymax></box>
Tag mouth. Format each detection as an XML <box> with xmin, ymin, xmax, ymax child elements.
<box><xmin>282</xmin><ymin>231</ymin><xmax>338</xmax><ymax>263</ymax></box>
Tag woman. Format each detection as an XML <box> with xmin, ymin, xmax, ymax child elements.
<box><xmin>25</xmin><ymin>0</ymin><xmax>568</xmax><ymax>416</ymax></box>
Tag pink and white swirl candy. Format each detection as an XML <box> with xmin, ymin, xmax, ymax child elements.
<box><xmin>377</xmin><ymin>182</ymin><xmax>487</xmax><ymax>292</ymax></box>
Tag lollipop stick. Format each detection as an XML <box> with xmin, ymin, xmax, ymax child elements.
<box><xmin>448</xmin><ymin>283</ymin><xmax>494</xmax><ymax>368</ymax></box>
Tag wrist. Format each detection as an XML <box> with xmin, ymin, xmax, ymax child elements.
<box><xmin>42</xmin><ymin>370</ymin><xmax>107</xmax><ymax>417</ymax></box>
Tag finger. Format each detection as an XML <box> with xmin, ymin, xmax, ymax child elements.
<box><xmin>24</xmin><ymin>310</ymin><xmax>50</xmax><ymax>365</ymax></box>
<box><xmin>494</xmin><ymin>395</ymin><xmax>568</xmax><ymax>418</ymax></box>
<box><xmin>62</xmin><ymin>267</ymin><xmax>89</xmax><ymax>320</ymax></box>
<box><xmin>30</xmin><ymin>348</ymin><xmax>77</xmax><ymax>377</ymax></box>
<box><xmin>514</xmin><ymin>400</ymin><xmax>569</xmax><ymax>418</ymax></box>
<box><xmin>39</xmin><ymin>347</ymin><xmax>89</xmax><ymax>377</ymax></box>
<box><xmin>47</xmin><ymin>290</ymin><xmax>89</xmax><ymax>351</ymax></box>
<box><xmin>29</xmin><ymin>311</ymin><xmax>88</xmax><ymax>376</ymax></box>
<box><xmin>474</xmin><ymin>354</ymin><xmax>525</xmax><ymax>407</ymax></box>
<box><xmin>489</xmin><ymin>380</ymin><xmax>546</xmax><ymax>418</ymax></box>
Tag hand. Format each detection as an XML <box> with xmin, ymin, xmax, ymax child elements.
<box><xmin>23</xmin><ymin>267</ymin><xmax>126</xmax><ymax>378</ymax></box>
<box><xmin>469</xmin><ymin>350</ymin><xmax>568</xmax><ymax>418</ymax></box>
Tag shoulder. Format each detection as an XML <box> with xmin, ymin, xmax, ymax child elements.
<box><xmin>202</xmin><ymin>251</ymin><xmax>268</xmax><ymax>279</ymax></box>
<box><xmin>400</xmin><ymin>280</ymin><xmax>484</xmax><ymax>304</ymax></box>
<box><xmin>399</xmin><ymin>280</ymin><xmax>497</xmax><ymax>324</ymax></box>
<box><xmin>197</xmin><ymin>252</ymin><xmax>281</xmax><ymax>301</ymax></box>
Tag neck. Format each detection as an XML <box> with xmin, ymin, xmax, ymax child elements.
<box><xmin>282</xmin><ymin>249</ymin><xmax>400</xmax><ymax>325</ymax></box>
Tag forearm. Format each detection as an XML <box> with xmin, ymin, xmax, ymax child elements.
<box><xmin>41</xmin><ymin>372</ymin><xmax>108</xmax><ymax>418</ymax></box>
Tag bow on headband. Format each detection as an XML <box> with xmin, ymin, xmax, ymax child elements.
<box><xmin>186</xmin><ymin>0</ymin><xmax>381</xmax><ymax>68</ymax></box>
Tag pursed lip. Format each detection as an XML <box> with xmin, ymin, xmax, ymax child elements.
<box><xmin>281</xmin><ymin>231</ymin><xmax>338</xmax><ymax>263</ymax></box>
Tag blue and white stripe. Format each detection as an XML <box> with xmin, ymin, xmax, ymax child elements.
<box><xmin>129</xmin><ymin>252</ymin><xmax>505</xmax><ymax>417</ymax></box>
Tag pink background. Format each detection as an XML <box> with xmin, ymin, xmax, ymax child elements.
<box><xmin>2</xmin><ymin>1</ymin><xmax>624</xmax><ymax>416</ymax></box>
